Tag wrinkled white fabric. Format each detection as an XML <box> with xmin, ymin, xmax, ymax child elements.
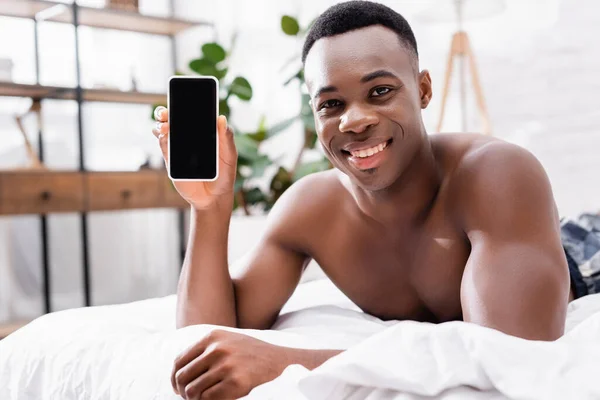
<box><xmin>1</xmin><ymin>281</ymin><xmax>600</xmax><ymax>400</ymax></box>
<box><xmin>249</xmin><ymin>293</ymin><xmax>600</xmax><ymax>400</ymax></box>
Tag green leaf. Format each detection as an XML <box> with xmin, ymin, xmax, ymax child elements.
<box><xmin>283</xmin><ymin>69</ymin><xmax>304</xmax><ymax>86</ymax></box>
<box><xmin>281</xmin><ymin>15</ymin><xmax>300</xmax><ymax>36</ymax></box>
<box><xmin>247</xmin><ymin>130</ymin><xmax>266</xmax><ymax>142</ymax></box>
<box><xmin>247</xmin><ymin>116</ymin><xmax>268</xmax><ymax>142</ymax></box>
<box><xmin>234</xmin><ymin>172</ymin><xmax>245</xmax><ymax>192</ymax></box>
<box><xmin>189</xmin><ymin>58</ymin><xmax>219</xmax><ymax>77</ymax></box>
<box><xmin>228</xmin><ymin>76</ymin><xmax>253</xmax><ymax>101</ymax></box>
<box><xmin>234</xmin><ymin>134</ymin><xmax>260</xmax><ymax>161</ymax></box>
<box><xmin>250</xmin><ymin>155</ymin><xmax>271</xmax><ymax>178</ymax></box>
<box><xmin>214</xmin><ymin>68</ymin><xmax>228</xmax><ymax>81</ymax></box>
<box><xmin>258</xmin><ymin>115</ymin><xmax>267</xmax><ymax>132</ymax></box>
<box><xmin>201</xmin><ymin>43</ymin><xmax>226</xmax><ymax>64</ymax></box>
<box><xmin>230</xmin><ymin>31</ymin><xmax>239</xmax><ymax>55</ymax></box>
<box><xmin>270</xmin><ymin>166</ymin><xmax>292</xmax><ymax>202</ymax></box>
<box><xmin>266</xmin><ymin>115</ymin><xmax>298</xmax><ymax>138</ymax></box>
<box><xmin>237</xmin><ymin>155</ymin><xmax>252</xmax><ymax>166</ymax></box>
<box><xmin>293</xmin><ymin>158</ymin><xmax>331</xmax><ymax>181</ymax></box>
<box><xmin>244</xmin><ymin>187</ymin><xmax>267</xmax><ymax>205</ymax></box>
<box><xmin>307</xmin><ymin>129</ymin><xmax>318</xmax><ymax>149</ymax></box>
<box><xmin>300</xmin><ymin>93</ymin><xmax>315</xmax><ymax>131</ymax></box>
<box><xmin>219</xmin><ymin>99</ymin><xmax>230</xmax><ymax>119</ymax></box>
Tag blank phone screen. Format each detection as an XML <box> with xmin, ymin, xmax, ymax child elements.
<box><xmin>168</xmin><ymin>77</ymin><xmax>217</xmax><ymax>180</ymax></box>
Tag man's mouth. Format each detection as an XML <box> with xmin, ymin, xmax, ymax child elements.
<box><xmin>341</xmin><ymin>139</ymin><xmax>393</xmax><ymax>171</ymax></box>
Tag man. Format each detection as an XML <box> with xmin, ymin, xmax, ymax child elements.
<box><xmin>151</xmin><ymin>2</ymin><xmax>584</xmax><ymax>399</ymax></box>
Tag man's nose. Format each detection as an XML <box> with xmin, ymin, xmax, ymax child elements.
<box><xmin>338</xmin><ymin>104</ymin><xmax>378</xmax><ymax>134</ymax></box>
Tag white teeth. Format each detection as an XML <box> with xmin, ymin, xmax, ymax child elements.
<box><xmin>350</xmin><ymin>141</ymin><xmax>388</xmax><ymax>158</ymax></box>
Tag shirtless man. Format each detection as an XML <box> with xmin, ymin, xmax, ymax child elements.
<box><xmin>151</xmin><ymin>2</ymin><xmax>575</xmax><ymax>399</ymax></box>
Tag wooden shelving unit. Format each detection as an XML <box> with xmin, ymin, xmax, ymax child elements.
<box><xmin>0</xmin><ymin>0</ymin><xmax>210</xmax><ymax>327</ymax></box>
<box><xmin>0</xmin><ymin>0</ymin><xmax>209</xmax><ymax>35</ymax></box>
<box><xmin>0</xmin><ymin>81</ymin><xmax>167</xmax><ymax>104</ymax></box>
<box><xmin>82</xmin><ymin>87</ymin><xmax>167</xmax><ymax>104</ymax></box>
<box><xmin>0</xmin><ymin>170</ymin><xmax>188</xmax><ymax>215</ymax></box>
<box><xmin>0</xmin><ymin>81</ymin><xmax>72</xmax><ymax>100</ymax></box>
<box><xmin>0</xmin><ymin>0</ymin><xmax>56</xmax><ymax>19</ymax></box>
<box><xmin>49</xmin><ymin>3</ymin><xmax>203</xmax><ymax>35</ymax></box>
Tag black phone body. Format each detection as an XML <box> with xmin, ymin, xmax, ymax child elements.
<box><xmin>168</xmin><ymin>76</ymin><xmax>219</xmax><ymax>181</ymax></box>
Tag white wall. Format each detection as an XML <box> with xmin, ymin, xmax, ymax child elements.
<box><xmin>0</xmin><ymin>0</ymin><xmax>598</xmax><ymax>322</ymax></box>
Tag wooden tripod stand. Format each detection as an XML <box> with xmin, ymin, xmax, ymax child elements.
<box><xmin>13</xmin><ymin>99</ymin><xmax>47</xmax><ymax>170</ymax></box>
<box><xmin>436</xmin><ymin>31</ymin><xmax>492</xmax><ymax>135</ymax></box>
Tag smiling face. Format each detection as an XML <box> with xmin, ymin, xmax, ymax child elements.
<box><xmin>304</xmin><ymin>25</ymin><xmax>432</xmax><ymax>191</ymax></box>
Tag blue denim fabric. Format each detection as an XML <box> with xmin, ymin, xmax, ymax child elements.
<box><xmin>561</xmin><ymin>213</ymin><xmax>600</xmax><ymax>299</ymax></box>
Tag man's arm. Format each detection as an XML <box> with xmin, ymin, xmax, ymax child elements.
<box><xmin>173</xmin><ymin>173</ymin><xmax>346</xmax><ymax>398</ymax></box>
<box><xmin>456</xmin><ymin>141</ymin><xmax>570</xmax><ymax>341</ymax></box>
<box><xmin>177</xmin><ymin>173</ymin><xmax>324</xmax><ymax>329</ymax></box>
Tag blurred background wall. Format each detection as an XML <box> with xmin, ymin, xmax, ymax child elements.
<box><xmin>0</xmin><ymin>0</ymin><xmax>597</xmax><ymax>325</ymax></box>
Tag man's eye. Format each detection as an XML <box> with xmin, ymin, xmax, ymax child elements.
<box><xmin>320</xmin><ymin>99</ymin><xmax>342</xmax><ymax>109</ymax></box>
<box><xmin>371</xmin><ymin>87</ymin><xmax>392</xmax><ymax>97</ymax></box>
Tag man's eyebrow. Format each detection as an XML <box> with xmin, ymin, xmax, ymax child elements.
<box><xmin>361</xmin><ymin>70</ymin><xmax>400</xmax><ymax>83</ymax></box>
<box><xmin>312</xmin><ymin>70</ymin><xmax>399</xmax><ymax>99</ymax></box>
<box><xmin>313</xmin><ymin>85</ymin><xmax>338</xmax><ymax>99</ymax></box>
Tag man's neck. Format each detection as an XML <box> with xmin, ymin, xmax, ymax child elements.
<box><xmin>350</xmin><ymin>140</ymin><xmax>442</xmax><ymax>229</ymax></box>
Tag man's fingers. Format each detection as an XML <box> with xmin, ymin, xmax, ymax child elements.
<box><xmin>152</xmin><ymin>122</ymin><xmax>169</xmax><ymax>163</ymax></box>
<box><xmin>152</xmin><ymin>122</ymin><xmax>169</xmax><ymax>138</ymax></box>
<box><xmin>154</xmin><ymin>106</ymin><xmax>168</xmax><ymax>122</ymax></box>
<box><xmin>217</xmin><ymin>116</ymin><xmax>237</xmax><ymax>167</ymax></box>
<box><xmin>182</xmin><ymin>368</ymin><xmax>222</xmax><ymax>400</ymax></box>
<box><xmin>171</xmin><ymin>336</ymin><xmax>213</xmax><ymax>395</ymax></box>
<box><xmin>174</xmin><ymin>349</ymin><xmax>218</xmax><ymax>396</ymax></box>
<box><xmin>197</xmin><ymin>381</ymin><xmax>230</xmax><ymax>400</ymax></box>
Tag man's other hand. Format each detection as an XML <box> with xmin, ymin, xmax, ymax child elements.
<box><xmin>171</xmin><ymin>330</ymin><xmax>287</xmax><ymax>399</ymax></box>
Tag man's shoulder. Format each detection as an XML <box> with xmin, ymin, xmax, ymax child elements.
<box><xmin>441</xmin><ymin>134</ymin><xmax>554</xmax><ymax>229</ymax></box>
<box><xmin>264</xmin><ymin>168</ymin><xmax>346</xmax><ymax>237</ymax></box>
<box><xmin>275</xmin><ymin>168</ymin><xmax>344</xmax><ymax>211</ymax></box>
<box><xmin>452</xmin><ymin>136</ymin><xmax>546</xmax><ymax>187</ymax></box>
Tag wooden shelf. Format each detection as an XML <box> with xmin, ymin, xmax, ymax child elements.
<box><xmin>0</xmin><ymin>0</ymin><xmax>210</xmax><ymax>35</ymax></box>
<box><xmin>0</xmin><ymin>0</ymin><xmax>56</xmax><ymax>19</ymax></box>
<box><xmin>0</xmin><ymin>170</ymin><xmax>188</xmax><ymax>216</ymax></box>
<box><xmin>0</xmin><ymin>81</ymin><xmax>73</xmax><ymax>100</ymax></box>
<box><xmin>0</xmin><ymin>320</ymin><xmax>29</xmax><ymax>339</ymax></box>
<box><xmin>83</xmin><ymin>88</ymin><xmax>166</xmax><ymax>104</ymax></box>
<box><xmin>0</xmin><ymin>82</ymin><xmax>166</xmax><ymax>104</ymax></box>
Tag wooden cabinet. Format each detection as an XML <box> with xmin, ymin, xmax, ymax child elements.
<box><xmin>0</xmin><ymin>171</ymin><xmax>84</xmax><ymax>215</ymax></box>
<box><xmin>0</xmin><ymin>170</ymin><xmax>188</xmax><ymax>215</ymax></box>
<box><xmin>86</xmin><ymin>171</ymin><xmax>161</xmax><ymax>211</ymax></box>
<box><xmin>161</xmin><ymin>176</ymin><xmax>188</xmax><ymax>208</ymax></box>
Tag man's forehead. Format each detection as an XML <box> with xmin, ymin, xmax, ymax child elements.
<box><xmin>304</xmin><ymin>25</ymin><xmax>414</xmax><ymax>93</ymax></box>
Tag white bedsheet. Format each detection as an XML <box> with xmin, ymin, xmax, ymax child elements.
<box><xmin>1</xmin><ymin>279</ymin><xmax>600</xmax><ymax>400</ymax></box>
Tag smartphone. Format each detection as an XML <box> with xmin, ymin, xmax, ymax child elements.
<box><xmin>167</xmin><ymin>75</ymin><xmax>219</xmax><ymax>181</ymax></box>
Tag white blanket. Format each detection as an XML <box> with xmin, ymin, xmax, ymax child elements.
<box><xmin>1</xmin><ymin>279</ymin><xmax>600</xmax><ymax>400</ymax></box>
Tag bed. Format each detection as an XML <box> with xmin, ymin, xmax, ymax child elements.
<box><xmin>1</xmin><ymin>277</ymin><xmax>600</xmax><ymax>400</ymax></box>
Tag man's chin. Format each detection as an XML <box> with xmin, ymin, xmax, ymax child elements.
<box><xmin>347</xmin><ymin>167</ymin><xmax>396</xmax><ymax>192</ymax></box>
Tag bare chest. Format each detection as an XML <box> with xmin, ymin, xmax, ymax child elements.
<box><xmin>310</xmin><ymin>214</ymin><xmax>469</xmax><ymax>323</ymax></box>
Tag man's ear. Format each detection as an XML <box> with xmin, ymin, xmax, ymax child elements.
<box><xmin>419</xmin><ymin>69</ymin><xmax>433</xmax><ymax>109</ymax></box>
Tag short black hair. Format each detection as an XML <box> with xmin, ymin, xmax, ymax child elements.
<box><xmin>302</xmin><ymin>1</ymin><xmax>418</xmax><ymax>66</ymax></box>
